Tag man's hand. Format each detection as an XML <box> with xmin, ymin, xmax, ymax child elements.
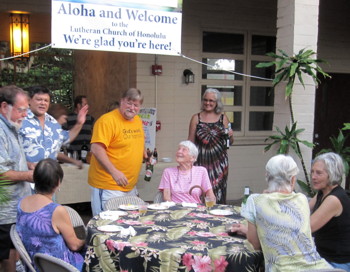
<box><xmin>77</xmin><ymin>104</ymin><xmax>88</xmax><ymax>125</ymax></box>
<box><xmin>111</xmin><ymin>169</ymin><xmax>128</xmax><ymax>186</ymax></box>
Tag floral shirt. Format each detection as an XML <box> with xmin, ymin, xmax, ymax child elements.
<box><xmin>19</xmin><ymin>110</ymin><xmax>70</xmax><ymax>162</ymax></box>
<box><xmin>0</xmin><ymin>115</ymin><xmax>31</xmax><ymax>224</ymax></box>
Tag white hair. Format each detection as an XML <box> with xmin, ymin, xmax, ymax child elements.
<box><xmin>179</xmin><ymin>140</ymin><xmax>198</xmax><ymax>161</ymax></box>
<box><xmin>265</xmin><ymin>154</ymin><xmax>299</xmax><ymax>192</ymax></box>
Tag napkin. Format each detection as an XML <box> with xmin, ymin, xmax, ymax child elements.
<box><xmin>182</xmin><ymin>202</ymin><xmax>197</xmax><ymax>208</ymax></box>
<box><xmin>99</xmin><ymin>211</ymin><xmax>119</xmax><ymax>220</ymax></box>
<box><xmin>120</xmin><ymin>226</ymin><xmax>136</xmax><ymax>237</ymax></box>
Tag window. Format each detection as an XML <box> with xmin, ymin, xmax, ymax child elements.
<box><xmin>202</xmin><ymin>32</ymin><xmax>275</xmax><ymax>140</ymax></box>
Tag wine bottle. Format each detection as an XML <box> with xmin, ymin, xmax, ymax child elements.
<box><xmin>81</xmin><ymin>141</ymin><xmax>89</xmax><ymax>163</ymax></box>
<box><xmin>242</xmin><ymin>186</ymin><xmax>250</xmax><ymax>205</ymax></box>
<box><xmin>153</xmin><ymin>148</ymin><xmax>158</xmax><ymax>163</ymax></box>
<box><xmin>144</xmin><ymin>162</ymin><xmax>153</xmax><ymax>182</ymax></box>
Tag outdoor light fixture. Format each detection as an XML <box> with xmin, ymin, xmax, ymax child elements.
<box><xmin>10</xmin><ymin>12</ymin><xmax>30</xmax><ymax>58</ymax></box>
<box><xmin>183</xmin><ymin>69</ymin><xmax>195</xmax><ymax>84</ymax></box>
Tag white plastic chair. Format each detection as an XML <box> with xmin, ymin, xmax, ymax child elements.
<box><xmin>104</xmin><ymin>195</ymin><xmax>146</xmax><ymax>210</ymax></box>
<box><xmin>34</xmin><ymin>253</ymin><xmax>80</xmax><ymax>272</ymax></box>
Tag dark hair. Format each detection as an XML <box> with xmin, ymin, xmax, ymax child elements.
<box><xmin>24</xmin><ymin>86</ymin><xmax>51</xmax><ymax>99</ymax></box>
<box><xmin>74</xmin><ymin>95</ymin><xmax>87</xmax><ymax>108</ymax></box>
<box><xmin>48</xmin><ymin>103</ymin><xmax>68</xmax><ymax>120</ymax></box>
<box><xmin>0</xmin><ymin>85</ymin><xmax>28</xmax><ymax>105</ymax></box>
<box><xmin>34</xmin><ymin>158</ymin><xmax>64</xmax><ymax>194</ymax></box>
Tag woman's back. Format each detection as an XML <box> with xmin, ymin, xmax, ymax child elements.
<box><xmin>244</xmin><ymin>193</ymin><xmax>331</xmax><ymax>271</ymax></box>
<box><xmin>16</xmin><ymin>200</ymin><xmax>84</xmax><ymax>271</ymax></box>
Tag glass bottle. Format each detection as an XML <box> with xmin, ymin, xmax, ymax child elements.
<box><xmin>242</xmin><ymin>186</ymin><xmax>250</xmax><ymax>205</ymax></box>
<box><xmin>144</xmin><ymin>162</ymin><xmax>153</xmax><ymax>182</ymax></box>
<box><xmin>153</xmin><ymin>148</ymin><xmax>158</xmax><ymax>163</ymax></box>
<box><xmin>81</xmin><ymin>141</ymin><xmax>89</xmax><ymax>163</ymax></box>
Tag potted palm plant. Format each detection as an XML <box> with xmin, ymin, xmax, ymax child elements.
<box><xmin>257</xmin><ymin>48</ymin><xmax>330</xmax><ymax>195</ymax></box>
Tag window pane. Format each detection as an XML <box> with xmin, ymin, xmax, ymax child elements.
<box><xmin>202</xmin><ymin>85</ymin><xmax>242</xmax><ymax>106</ymax></box>
<box><xmin>203</xmin><ymin>32</ymin><xmax>244</xmax><ymax>54</ymax></box>
<box><xmin>251</xmin><ymin>35</ymin><xmax>276</xmax><ymax>55</ymax></box>
<box><xmin>202</xmin><ymin>58</ymin><xmax>243</xmax><ymax>80</ymax></box>
<box><xmin>250</xmin><ymin>87</ymin><xmax>274</xmax><ymax>106</ymax></box>
<box><xmin>249</xmin><ymin>112</ymin><xmax>274</xmax><ymax>131</ymax></box>
<box><xmin>250</xmin><ymin>60</ymin><xmax>274</xmax><ymax>81</ymax></box>
<box><xmin>226</xmin><ymin>111</ymin><xmax>241</xmax><ymax>131</ymax></box>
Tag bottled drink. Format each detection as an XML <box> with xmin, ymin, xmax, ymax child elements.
<box><xmin>242</xmin><ymin>186</ymin><xmax>250</xmax><ymax>205</ymax></box>
<box><xmin>81</xmin><ymin>141</ymin><xmax>89</xmax><ymax>163</ymax></box>
<box><xmin>225</xmin><ymin>123</ymin><xmax>231</xmax><ymax>150</ymax></box>
<box><xmin>144</xmin><ymin>162</ymin><xmax>153</xmax><ymax>182</ymax></box>
<box><xmin>153</xmin><ymin>148</ymin><xmax>158</xmax><ymax>163</ymax></box>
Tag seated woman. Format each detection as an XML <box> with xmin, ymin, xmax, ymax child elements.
<box><xmin>16</xmin><ymin>158</ymin><xmax>86</xmax><ymax>271</ymax></box>
<box><xmin>158</xmin><ymin>140</ymin><xmax>215</xmax><ymax>203</ymax></box>
<box><xmin>233</xmin><ymin>154</ymin><xmax>331</xmax><ymax>271</ymax></box>
<box><xmin>310</xmin><ymin>152</ymin><xmax>350</xmax><ymax>270</ymax></box>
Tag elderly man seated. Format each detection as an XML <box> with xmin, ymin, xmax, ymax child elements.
<box><xmin>158</xmin><ymin>140</ymin><xmax>216</xmax><ymax>204</ymax></box>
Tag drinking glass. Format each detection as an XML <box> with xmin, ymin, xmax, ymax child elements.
<box><xmin>138</xmin><ymin>203</ymin><xmax>148</xmax><ymax>218</ymax></box>
<box><xmin>205</xmin><ymin>196</ymin><xmax>215</xmax><ymax>210</ymax></box>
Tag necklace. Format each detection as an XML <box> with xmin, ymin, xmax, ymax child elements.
<box><xmin>176</xmin><ymin>166</ymin><xmax>193</xmax><ymax>185</ymax></box>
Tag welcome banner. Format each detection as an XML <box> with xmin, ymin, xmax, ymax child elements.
<box><xmin>51</xmin><ymin>0</ymin><xmax>182</xmax><ymax>55</ymax></box>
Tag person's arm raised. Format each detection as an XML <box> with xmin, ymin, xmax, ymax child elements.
<box><xmin>68</xmin><ymin>104</ymin><xmax>88</xmax><ymax>142</ymax></box>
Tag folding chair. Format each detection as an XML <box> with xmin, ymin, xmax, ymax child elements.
<box><xmin>9</xmin><ymin>224</ymin><xmax>36</xmax><ymax>272</ymax></box>
<box><xmin>104</xmin><ymin>195</ymin><xmax>146</xmax><ymax>210</ymax></box>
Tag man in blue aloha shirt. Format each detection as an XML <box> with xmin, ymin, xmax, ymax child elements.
<box><xmin>19</xmin><ymin>86</ymin><xmax>88</xmax><ymax>164</ymax></box>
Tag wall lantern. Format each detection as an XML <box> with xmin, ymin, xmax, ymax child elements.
<box><xmin>183</xmin><ymin>69</ymin><xmax>195</xmax><ymax>84</ymax></box>
<box><xmin>10</xmin><ymin>12</ymin><xmax>30</xmax><ymax>58</ymax></box>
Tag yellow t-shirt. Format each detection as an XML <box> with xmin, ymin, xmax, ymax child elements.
<box><xmin>88</xmin><ymin>109</ymin><xmax>144</xmax><ymax>191</ymax></box>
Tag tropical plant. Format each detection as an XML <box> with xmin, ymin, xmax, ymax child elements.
<box><xmin>317</xmin><ymin>130</ymin><xmax>350</xmax><ymax>177</ymax></box>
<box><xmin>257</xmin><ymin>48</ymin><xmax>330</xmax><ymax>195</ymax></box>
<box><xmin>0</xmin><ymin>173</ymin><xmax>12</xmax><ymax>204</ymax></box>
<box><xmin>342</xmin><ymin>123</ymin><xmax>350</xmax><ymax>131</ymax></box>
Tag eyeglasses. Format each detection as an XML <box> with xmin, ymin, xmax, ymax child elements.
<box><xmin>203</xmin><ymin>99</ymin><xmax>217</xmax><ymax>103</ymax></box>
<box><xmin>124</xmin><ymin>100</ymin><xmax>141</xmax><ymax>109</ymax></box>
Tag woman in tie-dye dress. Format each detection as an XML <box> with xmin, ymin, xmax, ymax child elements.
<box><xmin>188</xmin><ymin>88</ymin><xmax>233</xmax><ymax>204</ymax></box>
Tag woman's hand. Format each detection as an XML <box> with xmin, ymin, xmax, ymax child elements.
<box><xmin>230</xmin><ymin>223</ymin><xmax>248</xmax><ymax>236</ymax></box>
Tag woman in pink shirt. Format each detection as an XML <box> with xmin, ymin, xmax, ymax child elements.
<box><xmin>158</xmin><ymin>140</ymin><xmax>216</xmax><ymax>203</ymax></box>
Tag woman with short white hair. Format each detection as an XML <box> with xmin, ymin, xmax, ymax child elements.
<box><xmin>234</xmin><ymin>154</ymin><xmax>331</xmax><ymax>271</ymax></box>
<box><xmin>158</xmin><ymin>140</ymin><xmax>216</xmax><ymax>203</ymax></box>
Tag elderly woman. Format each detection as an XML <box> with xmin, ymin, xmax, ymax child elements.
<box><xmin>16</xmin><ymin>159</ymin><xmax>86</xmax><ymax>271</ymax></box>
<box><xmin>310</xmin><ymin>152</ymin><xmax>350</xmax><ymax>270</ymax></box>
<box><xmin>234</xmin><ymin>155</ymin><xmax>331</xmax><ymax>271</ymax></box>
<box><xmin>158</xmin><ymin>140</ymin><xmax>216</xmax><ymax>203</ymax></box>
<box><xmin>188</xmin><ymin>88</ymin><xmax>233</xmax><ymax>204</ymax></box>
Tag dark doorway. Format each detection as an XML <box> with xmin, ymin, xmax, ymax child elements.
<box><xmin>313</xmin><ymin>73</ymin><xmax>350</xmax><ymax>189</ymax></box>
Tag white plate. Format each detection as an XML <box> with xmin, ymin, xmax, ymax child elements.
<box><xmin>209</xmin><ymin>209</ymin><xmax>234</xmax><ymax>216</ymax></box>
<box><xmin>119</xmin><ymin>204</ymin><xmax>139</xmax><ymax>210</ymax></box>
<box><xmin>100</xmin><ymin>210</ymin><xmax>128</xmax><ymax>220</ymax></box>
<box><xmin>148</xmin><ymin>204</ymin><xmax>168</xmax><ymax>210</ymax></box>
<box><xmin>97</xmin><ymin>225</ymin><xmax>124</xmax><ymax>232</ymax></box>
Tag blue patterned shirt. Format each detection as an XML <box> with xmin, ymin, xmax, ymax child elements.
<box><xmin>19</xmin><ymin>110</ymin><xmax>70</xmax><ymax>162</ymax></box>
<box><xmin>0</xmin><ymin>115</ymin><xmax>31</xmax><ymax>224</ymax></box>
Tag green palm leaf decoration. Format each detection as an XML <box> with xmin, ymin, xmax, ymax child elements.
<box><xmin>0</xmin><ymin>173</ymin><xmax>12</xmax><ymax>204</ymax></box>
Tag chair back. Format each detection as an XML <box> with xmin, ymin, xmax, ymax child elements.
<box><xmin>9</xmin><ymin>224</ymin><xmax>36</xmax><ymax>272</ymax></box>
<box><xmin>63</xmin><ymin>205</ymin><xmax>86</xmax><ymax>239</ymax></box>
<box><xmin>104</xmin><ymin>195</ymin><xmax>146</xmax><ymax>210</ymax></box>
<box><xmin>34</xmin><ymin>253</ymin><xmax>80</xmax><ymax>272</ymax></box>
<box><xmin>153</xmin><ymin>191</ymin><xmax>164</xmax><ymax>203</ymax></box>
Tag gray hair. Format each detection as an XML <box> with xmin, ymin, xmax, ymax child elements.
<box><xmin>121</xmin><ymin>88</ymin><xmax>143</xmax><ymax>104</ymax></box>
<box><xmin>179</xmin><ymin>140</ymin><xmax>198</xmax><ymax>161</ymax></box>
<box><xmin>201</xmin><ymin>88</ymin><xmax>224</xmax><ymax>114</ymax></box>
<box><xmin>265</xmin><ymin>154</ymin><xmax>299</xmax><ymax>192</ymax></box>
<box><xmin>0</xmin><ymin>85</ymin><xmax>28</xmax><ymax>105</ymax></box>
<box><xmin>312</xmin><ymin>152</ymin><xmax>344</xmax><ymax>186</ymax></box>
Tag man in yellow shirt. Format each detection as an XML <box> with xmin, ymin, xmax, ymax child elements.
<box><xmin>88</xmin><ymin>88</ymin><xmax>145</xmax><ymax>215</ymax></box>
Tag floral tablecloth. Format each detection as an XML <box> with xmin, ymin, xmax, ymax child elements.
<box><xmin>83</xmin><ymin>204</ymin><xmax>263</xmax><ymax>272</ymax></box>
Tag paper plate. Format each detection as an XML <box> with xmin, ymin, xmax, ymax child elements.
<box><xmin>97</xmin><ymin>225</ymin><xmax>124</xmax><ymax>232</ymax></box>
<box><xmin>209</xmin><ymin>209</ymin><xmax>234</xmax><ymax>216</ymax></box>
<box><xmin>119</xmin><ymin>204</ymin><xmax>138</xmax><ymax>211</ymax></box>
<box><xmin>100</xmin><ymin>210</ymin><xmax>128</xmax><ymax>220</ymax></box>
<box><xmin>148</xmin><ymin>204</ymin><xmax>168</xmax><ymax>210</ymax></box>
